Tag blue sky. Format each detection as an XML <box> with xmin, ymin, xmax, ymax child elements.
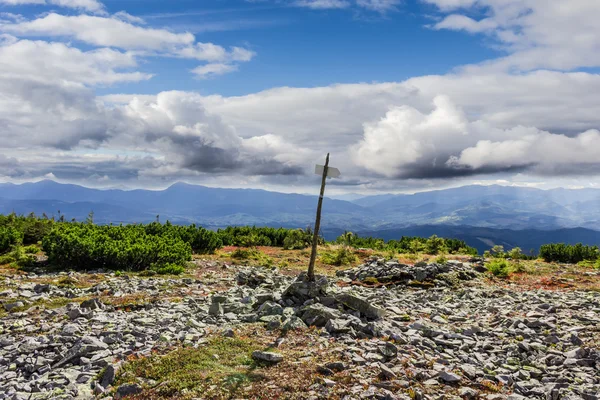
<box><xmin>2</xmin><ymin>0</ymin><xmax>600</xmax><ymax>194</ymax></box>
<box><xmin>2</xmin><ymin>0</ymin><xmax>499</xmax><ymax>96</ymax></box>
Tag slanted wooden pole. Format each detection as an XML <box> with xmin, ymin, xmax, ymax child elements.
<box><xmin>308</xmin><ymin>153</ymin><xmax>329</xmax><ymax>282</ymax></box>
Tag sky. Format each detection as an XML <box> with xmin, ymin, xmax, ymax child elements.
<box><xmin>1</xmin><ymin>0</ymin><xmax>600</xmax><ymax>195</ymax></box>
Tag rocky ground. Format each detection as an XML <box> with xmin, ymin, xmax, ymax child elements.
<box><xmin>0</xmin><ymin>256</ymin><xmax>599</xmax><ymax>399</ymax></box>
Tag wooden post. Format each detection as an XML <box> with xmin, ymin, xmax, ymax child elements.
<box><xmin>307</xmin><ymin>153</ymin><xmax>329</xmax><ymax>282</ymax></box>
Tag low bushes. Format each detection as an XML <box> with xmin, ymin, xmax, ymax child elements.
<box><xmin>320</xmin><ymin>247</ymin><xmax>357</xmax><ymax>266</ymax></box>
<box><xmin>334</xmin><ymin>232</ymin><xmax>478</xmax><ymax>256</ymax></box>
<box><xmin>0</xmin><ymin>226</ymin><xmax>22</xmax><ymax>254</ymax></box>
<box><xmin>144</xmin><ymin>222</ymin><xmax>222</xmax><ymax>254</ymax></box>
<box><xmin>42</xmin><ymin>224</ymin><xmax>192</xmax><ymax>271</ymax></box>
<box><xmin>539</xmin><ymin>243</ymin><xmax>599</xmax><ymax>264</ymax></box>
<box><xmin>486</xmin><ymin>259</ymin><xmax>526</xmax><ymax>278</ymax></box>
<box><xmin>217</xmin><ymin>226</ymin><xmax>315</xmax><ymax>249</ymax></box>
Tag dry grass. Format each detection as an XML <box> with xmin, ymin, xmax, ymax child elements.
<box><xmin>115</xmin><ymin>325</ymin><xmax>363</xmax><ymax>400</ymax></box>
<box><xmin>488</xmin><ymin>259</ymin><xmax>600</xmax><ymax>291</ymax></box>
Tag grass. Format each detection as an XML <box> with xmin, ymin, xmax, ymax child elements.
<box><xmin>113</xmin><ymin>325</ymin><xmax>369</xmax><ymax>400</ymax></box>
<box><xmin>115</xmin><ymin>335</ymin><xmax>264</xmax><ymax>399</ymax></box>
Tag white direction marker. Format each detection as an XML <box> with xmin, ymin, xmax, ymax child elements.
<box><xmin>315</xmin><ymin>164</ymin><xmax>341</xmax><ymax>178</ymax></box>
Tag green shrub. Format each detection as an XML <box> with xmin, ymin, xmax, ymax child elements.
<box><xmin>0</xmin><ymin>226</ymin><xmax>22</xmax><ymax>254</ymax></box>
<box><xmin>486</xmin><ymin>259</ymin><xmax>511</xmax><ymax>278</ymax></box>
<box><xmin>231</xmin><ymin>248</ymin><xmax>261</xmax><ymax>259</ymax></box>
<box><xmin>539</xmin><ymin>243</ymin><xmax>599</xmax><ymax>264</ymax></box>
<box><xmin>320</xmin><ymin>247</ymin><xmax>357</xmax><ymax>266</ymax></box>
<box><xmin>508</xmin><ymin>247</ymin><xmax>524</xmax><ymax>260</ymax></box>
<box><xmin>42</xmin><ymin>224</ymin><xmax>192</xmax><ymax>271</ymax></box>
<box><xmin>333</xmin><ymin>233</ymin><xmax>477</xmax><ymax>256</ymax></box>
<box><xmin>283</xmin><ymin>229</ymin><xmax>312</xmax><ymax>250</ymax></box>
<box><xmin>23</xmin><ymin>245</ymin><xmax>39</xmax><ymax>254</ymax></box>
<box><xmin>434</xmin><ymin>254</ymin><xmax>448</xmax><ymax>264</ymax></box>
<box><xmin>144</xmin><ymin>223</ymin><xmax>222</xmax><ymax>254</ymax></box>
<box><xmin>0</xmin><ymin>246</ymin><xmax>35</xmax><ymax>269</ymax></box>
<box><xmin>154</xmin><ymin>263</ymin><xmax>186</xmax><ymax>275</ymax></box>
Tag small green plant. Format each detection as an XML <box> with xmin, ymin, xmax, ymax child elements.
<box><xmin>320</xmin><ymin>247</ymin><xmax>357</xmax><ymax>266</ymax></box>
<box><xmin>0</xmin><ymin>246</ymin><xmax>36</xmax><ymax>269</ymax></box>
<box><xmin>231</xmin><ymin>247</ymin><xmax>261</xmax><ymax>259</ymax></box>
<box><xmin>115</xmin><ymin>336</ymin><xmax>261</xmax><ymax>397</ymax></box>
<box><xmin>22</xmin><ymin>245</ymin><xmax>39</xmax><ymax>254</ymax></box>
<box><xmin>57</xmin><ymin>276</ymin><xmax>79</xmax><ymax>287</ymax></box>
<box><xmin>153</xmin><ymin>263</ymin><xmax>185</xmax><ymax>275</ymax></box>
<box><xmin>508</xmin><ymin>247</ymin><xmax>524</xmax><ymax>260</ymax></box>
<box><xmin>434</xmin><ymin>254</ymin><xmax>448</xmax><ymax>264</ymax></box>
<box><xmin>363</xmin><ymin>276</ymin><xmax>379</xmax><ymax>285</ymax></box>
<box><xmin>486</xmin><ymin>259</ymin><xmax>512</xmax><ymax>278</ymax></box>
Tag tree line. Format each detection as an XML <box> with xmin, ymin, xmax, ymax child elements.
<box><xmin>2</xmin><ymin>212</ymin><xmax>598</xmax><ymax>273</ymax></box>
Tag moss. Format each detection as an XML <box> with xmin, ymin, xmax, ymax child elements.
<box><xmin>363</xmin><ymin>276</ymin><xmax>380</xmax><ymax>285</ymax></box>
<box><xmin>115</xmin><ymin>336</ymin><xmax>265</xmax><ymax>398</ymax></box>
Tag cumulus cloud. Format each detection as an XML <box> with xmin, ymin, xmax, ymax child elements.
<box><xmin>449</xmin><ymin>129</ymin><xmax>600</xmax><ymax>176</ymax></box>
<box><xmin>352</xmin><ymin>95</ymin><xmax>600</xmax><ymax>179</ymax></box>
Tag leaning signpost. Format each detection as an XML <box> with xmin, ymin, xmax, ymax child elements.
<box><xmin>307</xmin><ymin>153</ymin><xmax>341</xmax><ymax>281</ymax></box>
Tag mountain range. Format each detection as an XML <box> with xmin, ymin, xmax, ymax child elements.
<box><xmin>1</xmin><ymin>180</ymin><xmax>599</xmax><ymax>253</ymax></box>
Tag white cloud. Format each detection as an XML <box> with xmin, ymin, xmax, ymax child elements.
<box><xmin>191</xmin><ymin>63</ymin><xmax>238</xmax><ymax>79</ymax></box>
<box><xmin>176</xmin><ymin>43</ymin><xmax>255</xmax><ymax>63</ymax></box>
<box><xmin>449</xmin><ymin>129</ymin><xmax>600</xmax><ymax>175</ymax></box>
<box><xmin>112</xmin><ymin>11</ymin><xmax>145</xmax><ymax>24</ymax></box>
<box><xmin>422</xmin><ymin>0</ymin><xmax>477</xmax><ymax>10</ymax></box>
<box><xmin>0</xmin><ymin>0</ymin><xmax>45</xmax><ymax>5</ymax></box>
<box><xmin>0</xmin><ymin>38</ymin><xmax>151</xmax><ymax>85</ymax></box>
<box><xmin>352</xmin><ymin>96</ymin><xmax>468</xmax><ymax>177</ymax></box>
<box><xmin>356</xmin><ymin>0</ymin><xmax>400</xmax><ymax>13</ymax></box>
<box><xmin>0</xmin><ymin>13</ymin><xmax>256</xmax><ymax>78</ymax></box>
<box><xmin>49</xmin><ymin>0</ymin><xmax>105</xmax><ymax>13</ymax></box>
<box><xmin>428</xmin><ymin>0</ymin><xmax>600</xmax><ymax>71</ymax></box>
<box><xmin>2</xmin><ymin>13</ymin><xmax>194</xmax><ymax>50</ymax></box>
<box><xmin>294</xmin><ymin>0</ymin><xmax>350</xmax><ymax>9</ymax></box>
<box><xmin>0</xmin><ymin>0</ymin><xmax>105</xmax><ymax>13</ymax></box>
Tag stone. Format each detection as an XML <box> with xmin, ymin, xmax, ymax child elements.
<box><xmin>4</xmin><ymin>301</ymin><xmax>24</xmax><ymax>311</ymax></box>
<box><xmin>281</xmin><ymin>316</ymin><xmax>307</xmax><ymax>331</ymax></box>
<box><xmin>100</xmin><ymin>365</ymin><xmax>117</xmax><ymax>388</ymax></box>
<box><xmin>459</xmin><ymin>387</ymin><xmax>478</xmax><ymax>399</ymax></box>
<box><xmin>80</xmin><ymin>298</ymin><xmax>104</xmax><ymax>310</ymax></box>
<box><xmin>67</xmin><ymin>308</ymin><xmax>92</xmax><ymax>320</ymax></box>
<box><xmin>378</xmin><ymin>342</ymin><xmax>398</xmax><ymax>358</ymax></box>
<box><xmin>252</xmin><ymin>351</ymin><xmax>283</xmax><ymax>363</ymax></box>
<box><xmin>208</xmin><ymin>302</ymin><xmax>223</xmax><ymax>317</ymax></box>
<box><xmin>439</xmin><ymin>370</ymin><xmax>462</xmax><ymax>383</ymax></box>
<box><xmin>379</xmin><ymin>363</ymin><xmax>397</xmax><ymax>379</ymax></box>
<box><xmin>336</xmin><ymin>293</ymin><xmax>386</xmax><ymax>319</ymax></box>
<box><xmin>115</xmin><ymin>383</ymin><xmax>142</xmax><ymax>399</ymax></box>
<box><xmin>53</xmin><ymin>336</ymin><xmax>109</xmax><ymax>368</ymax></box>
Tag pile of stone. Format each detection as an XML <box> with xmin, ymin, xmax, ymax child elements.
<box><xmin>336</xmin><ymin>257</ymin><xmax>484</xmax><ymax>287</ymax></box>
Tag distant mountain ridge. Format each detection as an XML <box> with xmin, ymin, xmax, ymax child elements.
<box><xmin>1</xmin><ymin>180</ymin><xmax>600</xmax><ymax>252</ymax></box>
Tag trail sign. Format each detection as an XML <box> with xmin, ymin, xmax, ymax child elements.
<box><xmin>315</xmin><ymin>164</ymin><xmax>341</xmax><ymax>178</ymax></box>
<box><xmin>307</xmin><ymin>153</ymin><xmax>340</xmax><ymax>281</ymax></box>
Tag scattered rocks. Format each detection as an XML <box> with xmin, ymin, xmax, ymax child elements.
<box><xmin>0</xmin><ymin>260</ymin><xmax>598</xmax><ymax>400</ymax></box>
<box><xmin>336</xmin><ymin>257</ymin><xmax>481</xmax><ymax>286</ymax></box>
